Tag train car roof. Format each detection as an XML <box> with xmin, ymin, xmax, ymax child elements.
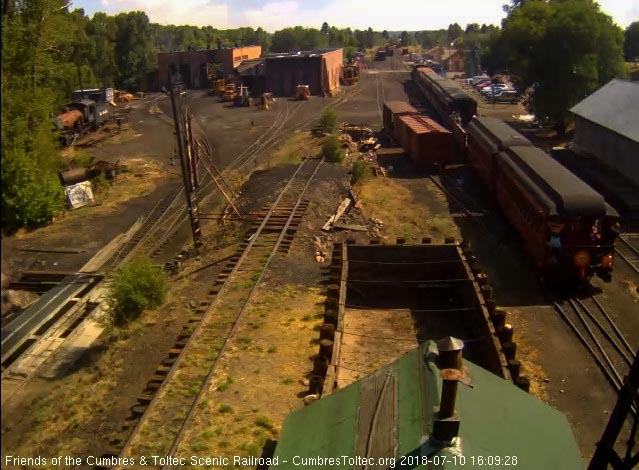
<box><xmin>469</xmin><ymin>117</ymin><xmax>532</xmax><ymax>148</ymax></box>
<box><xmin>417</xmin><ymin>69</ymin><xmax>475</xmax><ymax>104</ymax></box>
<box><xmin>503</xmin><ymin>145</ymin><xmax>607</xmax><ymax>217</ymax></box>
<box><xmin>384</xmin><ymin>101</ymin><xmax>418</xmax><ymax>114</ymax></box>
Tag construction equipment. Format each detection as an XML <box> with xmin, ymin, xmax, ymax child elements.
<box><xmin>223</xmin><ymin>83</ymin><xmax>237</xmax><ymax>102</ymax></box>
<box><xmin>210</xmin><ymin>79</ymin><xmax>225</xmax><ymax>96</ymax></box>
<box><xmin>115</xmin><ymin>90</ymin><xmax>138</xmax><ymax>102</ymax></box>
<box><xmin>234</xmin><ymin>85</ymin><xmax>253</xmax><ymax>107</ymax></box>
<box><xmin>257</xmin><ymin>93</ymin><xmax>273</xmax><ymax>110</ymax></box>
<box><xmin>296</xmin><ymin>84</ymin><xmax>311</xmax><ymax>100</ymax></box>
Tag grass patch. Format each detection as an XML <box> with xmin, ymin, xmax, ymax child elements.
<box><xmin>218</xmin><ymin>404</ymin><xmax>233</xmax><ymax>414</ymax></box>
<box><xmin>254</xmin><ymin>416</ymin><xmax>273</xmax><ymax>430</ymax></box>
<box><xmin>267</xmin><ymin>346</ymin><xmax>277</xmax><ymax>353</ymax></box>
<box><xmin>282</xmin><ymin>376</ymin><xmax>295</xmax><ymax>385</ymax></box>
<box><xmin>359</xmin><ymin>178</ymin><xmax>459</xmax><ymax>242</ymax></box>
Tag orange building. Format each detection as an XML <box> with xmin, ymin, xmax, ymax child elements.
<box><xmin>157</xmin><ymin>45</ymin><xmax>262</xmax><ymax>89</ymax></box>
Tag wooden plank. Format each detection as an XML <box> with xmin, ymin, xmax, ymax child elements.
<box><xmin>333</xmin><ymin>223</ymin><xmax>368</xmax><ymax>232</ymax></box>
<box><xmin>354</xmin><ymin>370</ymin><xmax>397</xmax><ymax>465</ymax></box>
<box><xmin>322</xmin><ymin>198</ymin><xmax>352</xmax><ymax>231</ymax></box>
<box><xmin>332</xmin><ymin>331</ymin><xmax>342</xmax><ymax>391</ymax></box>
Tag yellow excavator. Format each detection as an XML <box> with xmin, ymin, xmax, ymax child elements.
<box><xmin>211</xmin><ymin>79</ymin><xmax>225</xmax><ymax>96</ymax></box>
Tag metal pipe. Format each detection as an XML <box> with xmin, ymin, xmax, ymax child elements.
<box><xmin>439</xmin><ymin>368</ymin><xmax>462</xmax><ymax>419</ymax></box>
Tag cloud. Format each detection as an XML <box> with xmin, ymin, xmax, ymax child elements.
<box><xmin>231</xmin><ymin>0</ymin><xmax>511</xmax><ymax>32</ymax></box>
<box><xmin>597</xmin><ymin>0</ymin><xmax>639</xmax><ymax>28</ymax></box>
<box><xmin>77</xmin><ymin>0</ymin><xmax>635</xmax><ymax>30</ymax></box>
<box><xmin>98</xmin><ymin>0</ymin><xmax>229</xmax><ymax>26</ymax></box>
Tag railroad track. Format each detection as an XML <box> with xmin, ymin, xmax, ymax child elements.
<box><xmin>102</xmin><ymin>157</ymin><xmax>323</xmax><ymax>468</ymax></box>
<box><xmin>142</xmin><ymin>85</ymin><xmax>365</xmax><ymax>258</ymax></box>
<box><xmin>376</xmin><ymin>74</ymin><xmax>385</xmax><ymax>121</ymax></box>
<box><xmin>615</xmin><ymin>233</ymin><xmax>639</xmax><ymax>275</ymax></box>
<box><xmin>554</xmin><ymin>296</ymin><xmax>637</xmax><ymax>405</ymax></box>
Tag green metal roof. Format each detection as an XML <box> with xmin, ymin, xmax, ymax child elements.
<box><xmin>272</xmin><ymin>343</ymin><xmax>584</xmax><ymax>469</ymax></box>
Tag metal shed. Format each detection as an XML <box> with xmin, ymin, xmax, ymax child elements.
<box><xmin>272</xmin><ymin>341</ymin><xmax>584</xmax><ymax>470</ymax></box>
<box><xmin>570</xmin><ymin>79</ymin><xmax>639</xmax><ymax>186</ymax></box>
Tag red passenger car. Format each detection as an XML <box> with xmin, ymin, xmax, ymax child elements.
<box><xmin>466</xmin><ymin>116</ymin><xmax>619</xmax><ymax>283</ymax></box>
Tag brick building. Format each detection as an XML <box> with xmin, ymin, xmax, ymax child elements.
<box><xmin>264</xmin><ymin>48</ymin><xmax>343</xmax><ymax>97</ymax></box>
<box><xmin>157</xmin><ymin>45</ymin><xmax>262</xmax><ymax>89</ymax></box>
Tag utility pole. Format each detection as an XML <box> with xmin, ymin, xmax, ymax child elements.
<box><xmin>169</xmin><ymin>73</ymin><xmax>202</xmax><ymax>252</ymax></box>
<box><xmin>589</xmin><ymin>351</ymin><xmax>639</xmax><ymax>470</ymax></box>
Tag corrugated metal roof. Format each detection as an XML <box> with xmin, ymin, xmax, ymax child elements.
<box><xmin>235</xmin><ymin>59</ymin><xmax>264</xmax><ymax>73</ymax></box>
<box><xmin>384</xmin><ymin>101</ymin><xmax>417</xmax><ymax>115</ymax></box>
<box><xmin>273</xmin><ymin>342</ymin><xmax>584</xmax><ymax>469</ymax></box>
<box><xmin>570</xmin><ymin>79</ymin><xmax>639</xmax><ymax>143</ymax></box>
<box><xmin>398</xmin><ymin>114</ymin><xmax>450</xmax><ymax>135</ymax></box>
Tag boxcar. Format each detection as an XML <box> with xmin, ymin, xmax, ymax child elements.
<box><xmin>383</xmin><ymin>101</ymin><xmax>418</xmax><ymax>142</ymax></box>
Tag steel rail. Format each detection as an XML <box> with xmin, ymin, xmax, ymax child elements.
<box><xmin>113</xmin><ymin>158</ymin><xmax>321</xmax><ymax>466</ymax></box>
<box><xmin>163</xmin><ymin>158</ymin><xmax>323</xmax><ymax>462</ymax></box>
<box><xmin>615</xmin><ymin>234</ymin><xmax>639</xmax><ymax>275</ymax></box>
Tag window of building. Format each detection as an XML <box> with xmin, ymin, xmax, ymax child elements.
<box><xmin>234</xmin><ymin>56</ymin><xmax>241</xmax><ymax>62</ymax></box>
<box><xmin>242</xmin><ymin>55</ymin><xmax>248</xmax><ymax>60</ymax></box>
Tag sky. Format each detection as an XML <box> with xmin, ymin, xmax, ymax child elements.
<box><xmin>75</xmin><ymin>0</ymin><xmax>638</xmax><ymax>31</ymax></box>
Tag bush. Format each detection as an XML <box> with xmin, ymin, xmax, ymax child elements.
<box><xmin>319</xmin><ymin>108</ymin><xmax>337</xmax><ymax>133</ymax></box>
<box><xmin>351</xmin><ymin>160</ymin><xmax>370</xmax><ymax>184</ymax></box>
<box><xmin>321</xmin><ymin>135</ymin><xmax>344</xmax><ymax>163</ymax></box>
<box><xmin>108</xmin><ymin>258</ymin><xmax>166</xmax><ymax>325</ymax></box>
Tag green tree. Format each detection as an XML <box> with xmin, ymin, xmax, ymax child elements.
<box><xmin>500</xmin><ymin>0</ymin><xmax>625</xmax><ymax>134</ymax></box>
<box><xmin>351</xmin><ymin>160</ymin><xmax>370</xmax><ymax>184</ymax></box>
<box><xmin>447</xmin><ymin>23</ymin><xmax>462</xmax><ymax>42</ymax></box>
<box><xmin>319</xmin><ymin>108</ymin><xmax>337</xmax><ymax>133</ymax></box>
<box><xmin>114</xmin><ymin>11</ymin><xmax>156</xmax><ymax>90</ymax></box>
<box><xmin>382</xmin><ymin>30</ymin><xmax>389</xmax><ymax>40</ymax></box>
<box><xmin>400</xmin><ymin>31</ymin><xmax>409</xmax><ymax>46</ymax></box>
<box><xmin>321</xmin><ymin>135</ymin><xmax>344</xmax><ymax>163</ymax></box>
<box><xmin>108</xmin><ymin>258</ymin><xmax>166</xmax><ymax>325</ymax></box>
<box><xmin>86</xmin><ymin>12</ymin><xmax>117</xmax><ymax>86</ymax></box>
<box><xmin>624</xmin><ymin>21</ymin><xmax>639</xmax><ymax>60</ymax></box>
<box><xmin>1</xmin><ymin>0</ymin><xmax>76</xmax><ymax>233</ymax></box>
<box><xmin>321</xmin><ymin>22</ymin><xmax>329</xmax><ymax>35</ymax></box>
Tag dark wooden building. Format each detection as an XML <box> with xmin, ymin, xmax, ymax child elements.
<box><xmin>264</xmin><ymin>49</ymin><xmax>343</xmax><ymax>97</ymax></box>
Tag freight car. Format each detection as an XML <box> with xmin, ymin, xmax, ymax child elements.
<box><xmin>55</xmin><ymin>99</ymin><xmax>110</xmax><ymax>145</ymax></box>
<box><xmin>412</xmin><ymin>66</ymin><xmax>476</xmax><ymax>150</ymax></box>
<box><xmin>466</xmin><ymin>116</ymin><xmax>619</xmax><ymax>283</ymax></box>
<box><xmin>375</xmin><ymin>48</ymin><xmax>386</xmax><ymax>61</ymax></box>
<box><xmin>412</xmin><ymin>66</ymin><xmax>477</xmax><ymax>127</ymax></box>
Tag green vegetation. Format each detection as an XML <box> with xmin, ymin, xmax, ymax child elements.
<box><xmin>625</xmin><ymin>22</ymin><xmax>639</xmax><ymax>61</ymax></box>
<box><xmin>486</xmin><ymin>0</ymin><xmax>626</xmax><ymax>134</ymax></box>
<box><xmin>351</xmin><ymin>160</ymin><xmax>370</xmax><ymax>184</ymax></box>
<box><xmin>319</xmin><ymin>108</ymin><xmax>337</xmax><ymax>134</ymax></box>
<box><xmin>254</xmin><ymin>416</ymin><xmax>274</xmax><ymax>430</ymax></box>
<box><xmin>321</xmin><ymin>135</ymin><xmax>344</xmax><ymax>163</ymax></box>
<box><xmin>108</xmin><ymin>258</ymin><xmax>166</xmax><ymax>325</ymax></box>
<box><xmin>218</xmin><ymin>404</ymin><xmax>233</xmax><ymax>414</ymax></box>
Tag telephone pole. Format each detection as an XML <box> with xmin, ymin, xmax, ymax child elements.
<box><xmin>169</xmin><ymin>73</ymin><xmax>202</xmax><ymax>252</ymax></box>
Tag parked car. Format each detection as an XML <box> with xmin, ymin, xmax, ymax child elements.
<box><xmin>480</xmin><ymin>83</ymin><xmax>509</xmax><ymax>94</ymax></box>
<box><xmin>488</xmin><ymin>90</ymin><xmax>520</xmax><ymax>104</ymax></box>
<box><xmin>474</xmin><ymin>80</ymin><xmax>492</xmax><ymax>90</ymax></box>
<box><xmin>470</xmin><ymin>75</ymin><xmax>490</xmax><ymax>85</ymax></box>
